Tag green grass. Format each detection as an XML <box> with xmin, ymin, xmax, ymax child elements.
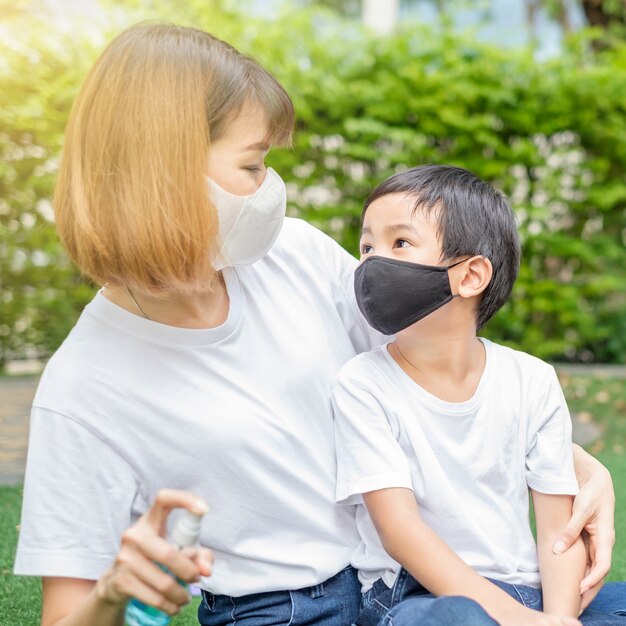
<box><xmin>1</xmin><ymin>486</ymin><xmax>41</xmax><ymax>625</ymax></box>
<box><xmin>1</xmin><ymin>372</ymin><xmax>624</xmax><ymax>625</ymax></box>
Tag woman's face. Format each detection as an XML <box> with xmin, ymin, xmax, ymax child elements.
<box><xmin>207</xmin><ymin>104</ymin><xmax>271</xmax><ymax>195</ymax></box>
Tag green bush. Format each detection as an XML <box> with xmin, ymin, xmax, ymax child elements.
<box><xmin>1</xmin><ymin>3</ymin><xmax>625</xmax><ymax>368</ymax></box>
<box><xmin>0</xmin><ymin>4</ymin><xmax>98</xmax><ymax>367</ymax></box>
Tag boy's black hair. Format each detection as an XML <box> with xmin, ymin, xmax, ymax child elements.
<box><xmin>363</xmin><ymin>164</ymin><xmax>521</xmax><ymax>330</ymax></box>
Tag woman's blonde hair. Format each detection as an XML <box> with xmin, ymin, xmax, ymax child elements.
<box><xmin>54</xmin><ymin>22</ymin><xmax>294</xmax><ymax>294</ymax></box>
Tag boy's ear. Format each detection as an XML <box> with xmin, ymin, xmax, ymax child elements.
<box><xmin>455</xmin><ymin>255</ymin><xmax>493</xmax><ymax>299</ymax></box>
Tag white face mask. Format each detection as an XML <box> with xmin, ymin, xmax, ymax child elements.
<box><xmin>208</xmin><ymin>167</ymin><xmax>287</xmax><ymax>270</ymax></box>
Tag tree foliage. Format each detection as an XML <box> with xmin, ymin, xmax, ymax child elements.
<box><xmin>1</xmin><ymin>3</ymin><xmax>625</xmax><ymax>368</ymax></box>
<box><xmin>0</xmin><ymin>5</ymin><xmax>100</xmax><ymax>368</ymax></box>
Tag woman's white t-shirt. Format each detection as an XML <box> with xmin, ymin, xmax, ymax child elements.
<box><xmin>14</xmin><ymin>218</ymin><xmax>383</xmax><ymax>596</ymax></box>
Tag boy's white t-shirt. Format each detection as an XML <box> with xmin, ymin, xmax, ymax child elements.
<box><xmin>13</xmin><ymin>218</ymin><xmax>384</xmax><ymax>596</ymax></box>
<box><xmin>332</xmin><ymin>339</ymin><xmax>578</xmax><ymax>592</ymax></box>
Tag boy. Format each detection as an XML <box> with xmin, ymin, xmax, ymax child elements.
<box><xmin>332</xmin><ymin>165</ymin><xmax>623</xmax><ymax>625</ymax></box>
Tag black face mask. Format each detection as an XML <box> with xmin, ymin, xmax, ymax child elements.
<box><xmin>354</xmin><ymin>256</ymin><xmax>466</xmax><ymax>335</ymax></box>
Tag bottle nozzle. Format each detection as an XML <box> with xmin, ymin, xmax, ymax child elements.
<box><xmin>172</xmin><ymin>509</ymin><xmax>206</xmax><ymax>548</ymax></box>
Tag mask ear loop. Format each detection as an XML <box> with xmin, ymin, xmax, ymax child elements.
<box><xmin>445</xmin><ymin>256</ymin><xmax>472</xmax><ymax>269</ymax></box>
<box><xmin>446</xmin><ymin>256</ymin><xmax>475</xmax><ymax>298</ymax></box>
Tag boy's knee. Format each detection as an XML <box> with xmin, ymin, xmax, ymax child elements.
<box><xmin>386</xmin><ymin>595</ymin><xmax>496</xmax><ymax>626</ymax></box>
<box><xmin>424</xmin><ymin>596</ymin><xmax>497</xmax><ymax>625</ymax></box>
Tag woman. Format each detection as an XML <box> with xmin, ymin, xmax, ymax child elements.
<box><xmin>14</xmin><ymin>22</ymin><xmax>622</xmax><ymax>626</ymax></box>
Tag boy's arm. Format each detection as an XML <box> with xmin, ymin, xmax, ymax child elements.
<box><xmin>557</xmin><ymin>444</ymin><xmax>614</xmax><ymax>609</ymax></box>
<box><xmin>364</xmin><ymin>488</ymin><xmax>579</xmax><ymax>626</ymax></box>
<box><xmin>532</xmin><ymin>490</ymin><xmax>586</xmax><ymax>617</ymax></box>
<box><xmin>524</xmin><ymin>367</ymin><xmax>585</xmax><ymax>615</ymax></box>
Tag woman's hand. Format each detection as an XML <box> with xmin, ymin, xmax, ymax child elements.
<box><xmin>96</xmin><ymin>489</ymin><xmax>213</xmax><ymax>616</ymax></box>
<box><xmin>553</xmin><ymin>445</ymin><xmax>615</xmax><ymax>611</ymax></box>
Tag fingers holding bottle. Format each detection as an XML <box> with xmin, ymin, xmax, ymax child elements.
<box><xmin>96</xmin><ymin>489</ymin><xmax>212</xmax><ymax>617</ymax></box>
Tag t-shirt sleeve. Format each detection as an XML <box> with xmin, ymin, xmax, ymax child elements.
<box><xmin>315</xmin><ymin>223</ymin><xmax>388</xmax><ymax>353</ymax></box>
<box><xmin>332</xmin><ymin>367</ymin><xmax>412</xmax><ymax>505</ymax></box>
<box><xmin>14</xmin><ymin>407</ymin><xmax>146</xmax><ymax>579</ymax></box>
<box><xmin>525</xmin><ymin>367</ymin><xmax>578</xmax><ymax>495</ymax></box>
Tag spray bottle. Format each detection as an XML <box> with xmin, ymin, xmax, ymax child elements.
<box><xmin>125</xmin><ymin>509</ymin><xmax>205</xmax><ymax>626</ymax></box>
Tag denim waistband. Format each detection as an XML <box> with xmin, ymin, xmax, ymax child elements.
<box><xmin>202</xmin><ymin>564</ymin><xmax>355</xmax><ymax>604</ymax></box>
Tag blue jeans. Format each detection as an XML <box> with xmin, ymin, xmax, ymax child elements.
<box><xmin>356</xmin><ymin>569</ymin><xmax>626</xmax><ymax>626</ymax></box>
<box><xmin>197</xmin><ymin>565</ymin><xmax>361</xmax><ymax>626</ymax></box>
<box><xmin>492</xmin><ymin>579</ymin><xmax>626</xmax><ymax>624</ymax></box>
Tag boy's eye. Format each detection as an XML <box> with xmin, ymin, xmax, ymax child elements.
<box><xmin>360</xmin><ymin>243</ymin><xmax>373</xmax><ymax>255</ymax></box>
<box><xmin>394</xmin><ymin>239</ymin><xmax>410</xmax><ymax>249</ymax></box>
<box><xmin>243</xmin><ymin>165</ymin><xmax>262</xmax><ymax>172</ymax></box>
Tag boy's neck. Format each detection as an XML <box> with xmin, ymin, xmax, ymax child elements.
<box><xmin>390</xmin><ymin>323</ymin><xmax>486</xmax><ymax>403</ymax></box>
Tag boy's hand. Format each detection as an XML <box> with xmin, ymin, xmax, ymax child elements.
<box><xmin>553</xmin><ymin>446</ymin><xmax>615</xmax><ymax>610</ymax></box>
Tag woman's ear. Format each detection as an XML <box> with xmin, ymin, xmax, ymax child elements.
<box><xmin>455</xmin><ymin>256</ymin><xmax>493</xmax><ymax>299</ymax></box>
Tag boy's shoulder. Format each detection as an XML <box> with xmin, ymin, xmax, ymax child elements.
<box><xmin>483</xmin><ymin>338</ymin><xmax>557</xmax><ymax>382</ymax></box>
<box><xmin>335</xmin><ymin>346</ymin><xmax>391</xmax><ymax>388</ymax></box>
<box><xmin>335</xmin><ymin>340</ymin><xmax>559</xmax><ymax>399</ymax></box>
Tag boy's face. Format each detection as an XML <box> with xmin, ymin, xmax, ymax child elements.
<box><xmin>359</xmin><ymin>193</ymin><xmax>443</xmax><ymax>266</ymax></box>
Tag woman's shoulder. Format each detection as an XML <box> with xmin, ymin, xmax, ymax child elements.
<box><xmin>279</xmin><ymin>216</ymin><xmax>325</xmax><ymax>238</ymax></box>
<box><xmin>483</xmin><ymin>339</ymin><xmax>555</xmax><ymax>377</ymax></box>
<box><xmin>33</xmin><ymin>337</ymin><xmax>108</xmax><ymax>416</ymax></box>
<box><xmin>267</xmin><ymin>217</ymin><xmax>357</xmax><ymax>281</ymax></box>
<box><xmin>32</xmin><ymin>294</ymin><xmax>148</xmax><ymax>416</ymax></box>
<box><xmin>273</xmin><ymin>217</ymin><xmax>350</xmax><ymax>257</ymax></box>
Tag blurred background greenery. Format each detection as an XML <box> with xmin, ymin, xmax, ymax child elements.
<box><xmin>1</xmin><ymin>0</ymin><xmax>626</xmax><ymax>369</ymax></box>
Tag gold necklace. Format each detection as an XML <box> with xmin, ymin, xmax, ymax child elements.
<box><xmin>125</xmin><ymin>273</ymin><xmax>226</xmax><ymax>323</ymax></box>
<box><xmin>126</xmin><ymin>286</ymin><xmax>151</xmax><ymax>320</ymax></box>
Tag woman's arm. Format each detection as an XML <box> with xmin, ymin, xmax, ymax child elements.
<box><xmin>555</xmin><ymin>445</ymin><xmax>615</xmax><ymax>609</ymax></box>
<box><xmin>42</xmin><ymin>578</ymin><xmax>122</xmax><ymax>626</ymax></box>
<box><xmin>532</xmin><ymin>491</ymin><xmax>586</xmax><ymax>617</ymax></box>
<box><xmin>41</xmin><ymin>490</ymin><xmax>213</xmax><ymax>626</ymax></box>
<box><xmin>364</xmin><ymin>488</ymin><xmax>580</xmax><ymax>626</ymax></box>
